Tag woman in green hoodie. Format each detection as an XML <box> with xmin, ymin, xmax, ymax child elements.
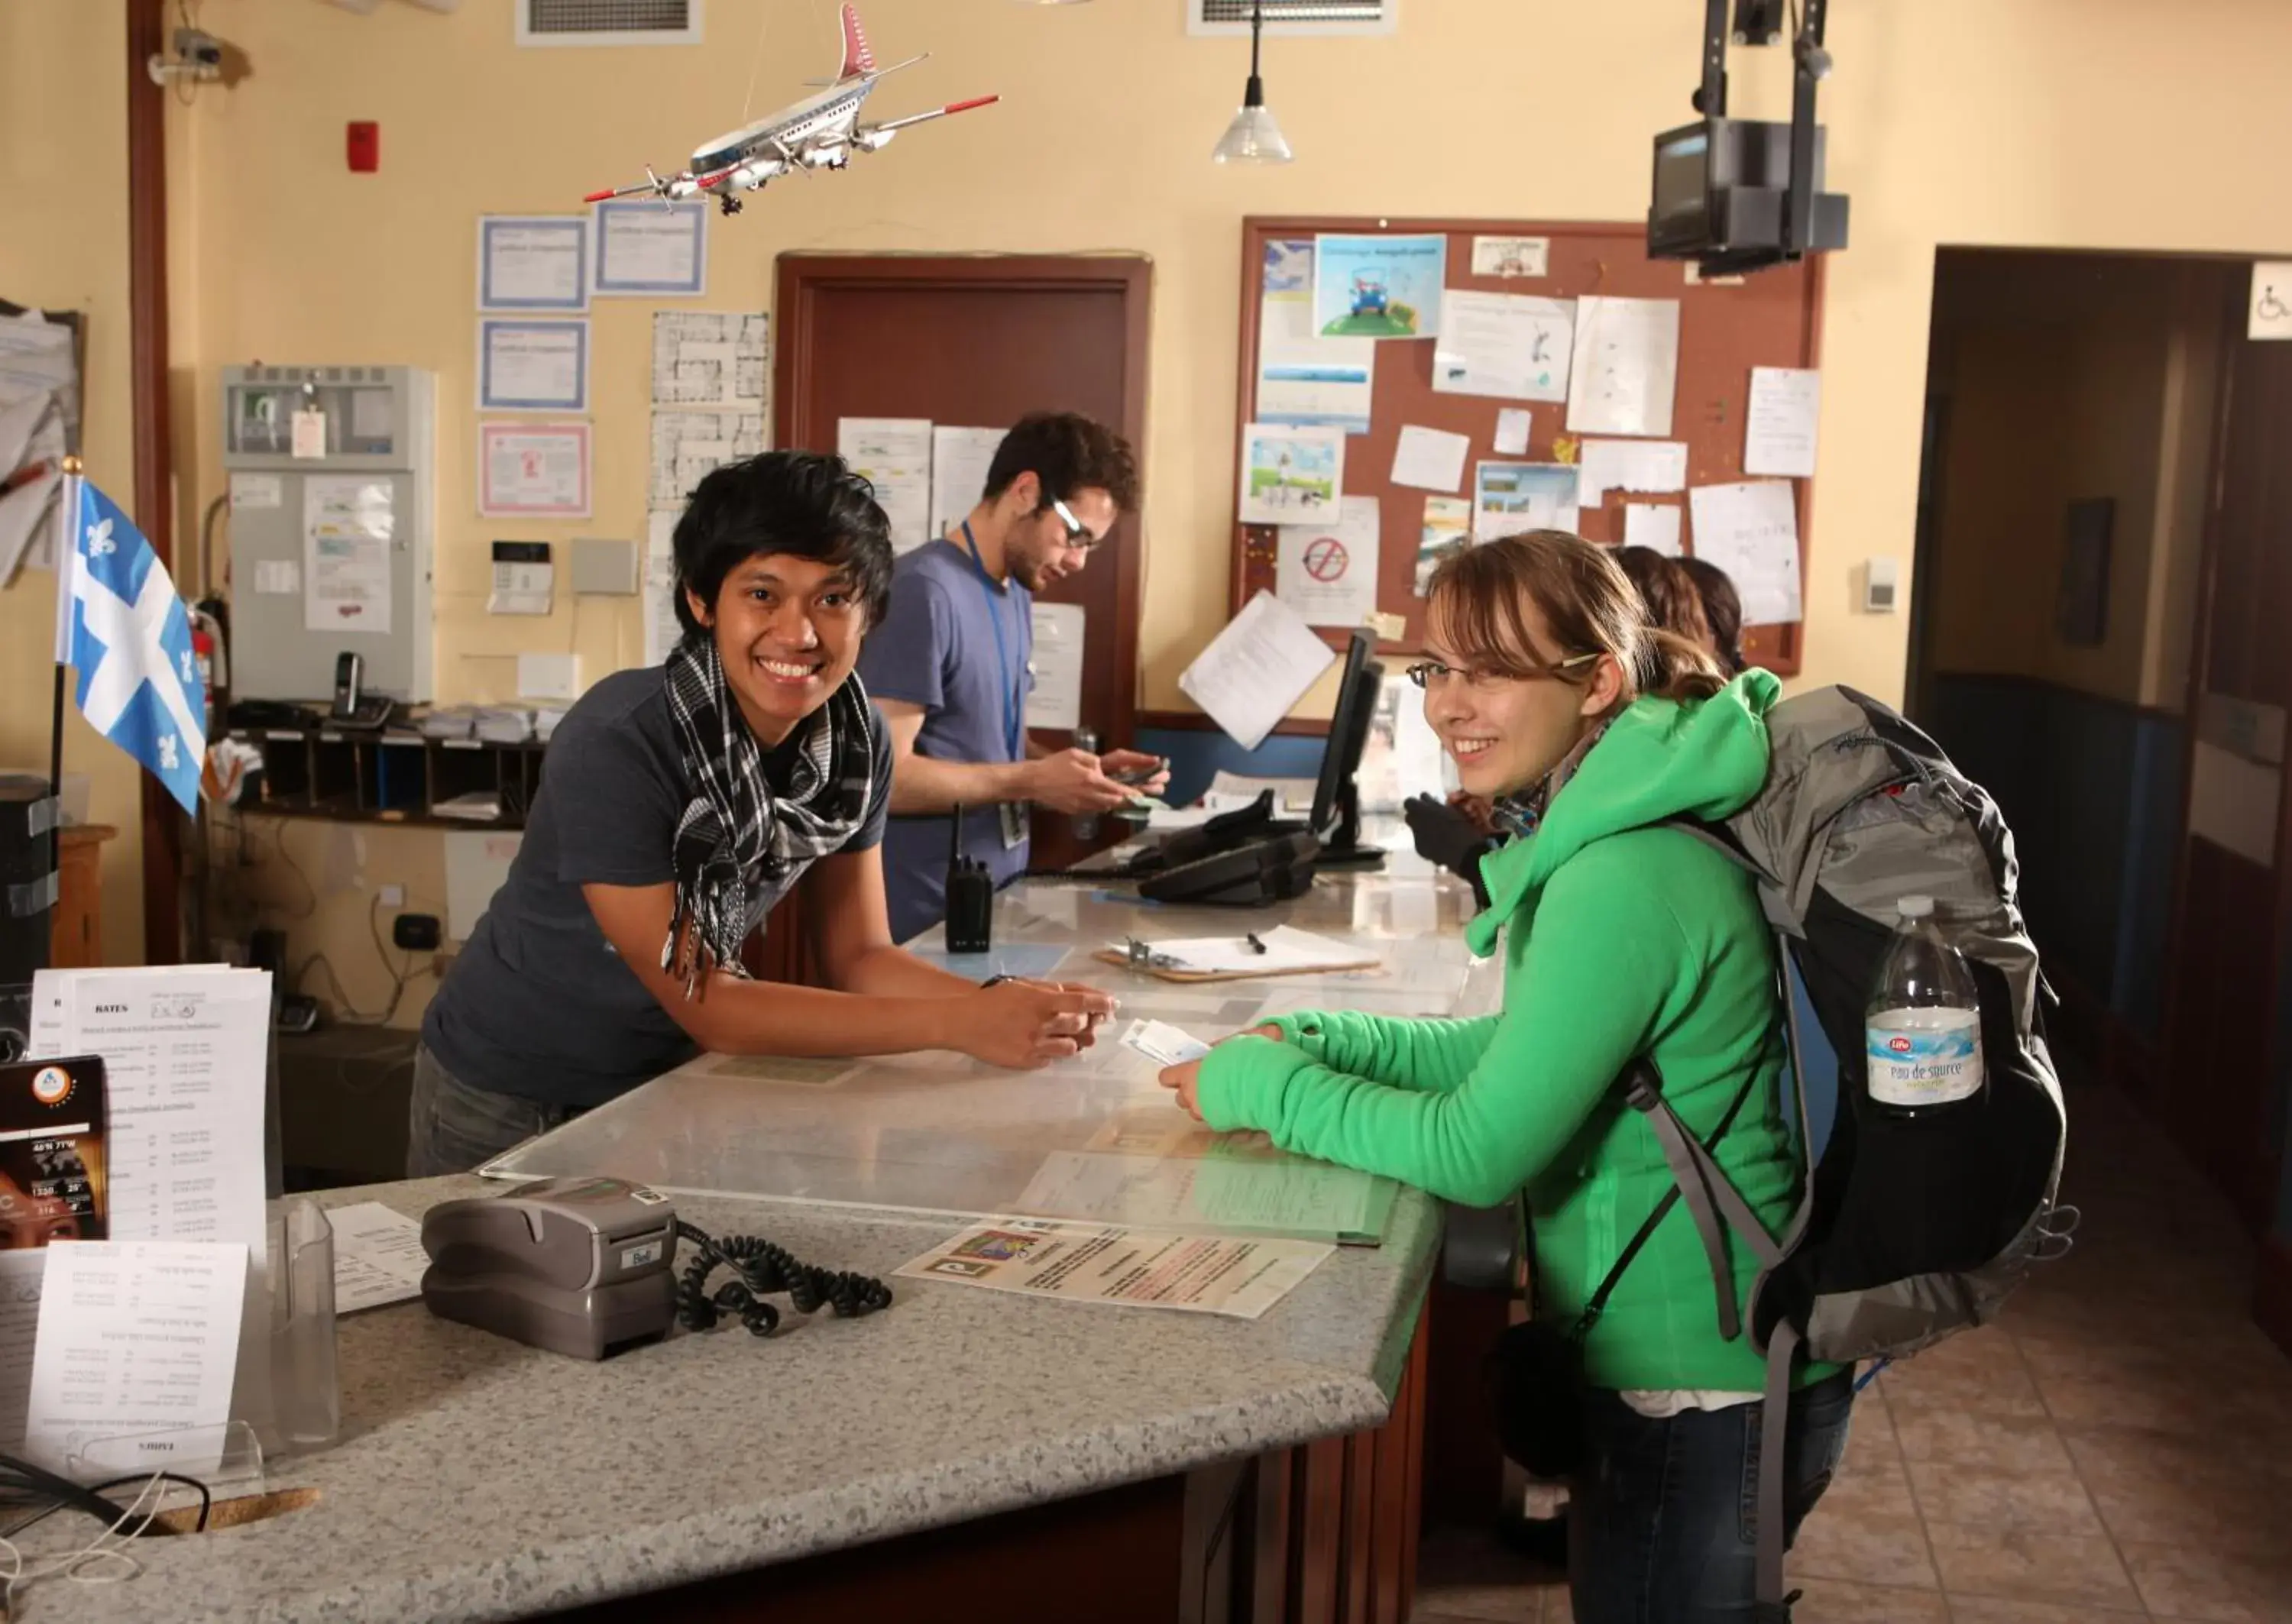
<box><xmin>1160</xmin><ymin>532</ymin><xmax>1852</xmax><ymax>1622</ymax></box>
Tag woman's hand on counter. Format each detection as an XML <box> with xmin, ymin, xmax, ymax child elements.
<box><xmin>958</xmin><ymin>979</ymin><xmax>1118</xmax><ymax>1069</ymax></box>
<box><xmin>1158</xmin><ymin>1025</ymin><xmax>1284</xmax><ymax>1121</ymax></box>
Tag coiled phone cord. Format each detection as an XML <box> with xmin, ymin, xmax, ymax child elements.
<box><xmin>672</xmin><ymin>1218</ymin><xmax>893</xmax><ymax>1338</ymax></box>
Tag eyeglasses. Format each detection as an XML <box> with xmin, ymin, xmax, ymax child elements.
<box><xmin>1404</xmin><ymin>652</ymin><xmax>1601</xmax><ymax>690</ymax></box>
<box><xmin>1047</xmin><ymin>496</ymin><xmax>1101</xmax><ymax>552</ymax></box>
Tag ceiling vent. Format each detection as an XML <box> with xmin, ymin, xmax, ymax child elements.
<box><xmin>516</xmin><ymin>0</ymin><xmax>702</xmax><ymax>47</ymax></box>
<box><xmin>1188</xmin><ymin>0</ymin><xmax>1395</xmax><ymax>37</ymax></box>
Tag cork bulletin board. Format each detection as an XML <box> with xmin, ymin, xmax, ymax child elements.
<box><xmin>1228</xmin><ymin>216</ymin><xmax>1825</xmax><ymax>675</ymax></box>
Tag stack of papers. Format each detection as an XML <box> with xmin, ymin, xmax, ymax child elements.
<box><xmin>432</xmin><ymin>791</ymin><xmax>503</xmax><ymax>822</ymax></box>
<box><xmin>474</xmin><ymin>707</ymin><xmax>534</xmax><ymax>745</ymax></box>
<box><xmin>416</xmin><ymin>707</ymin><xmax>478</xmax><ymax>740</ymax></box>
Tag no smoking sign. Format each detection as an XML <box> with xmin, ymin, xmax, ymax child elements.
<box><xmin>1303</xmin><ymin>534</ymin><xmax>1349</xmax><ymax>581</ymax></box>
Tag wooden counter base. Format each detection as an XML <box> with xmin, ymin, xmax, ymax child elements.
<box><xmin>558</xmin><ymin>1314</ymin><xmax>1429</xmax><ymax>1624</ymax></box>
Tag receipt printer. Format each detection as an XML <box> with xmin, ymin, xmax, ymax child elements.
<box><xmin>420</xmin><ymin>1176</ymin><xmax>680</xmax><ymax>1360</ymax></box>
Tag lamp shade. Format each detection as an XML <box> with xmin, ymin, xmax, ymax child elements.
<box><xmin>1212</xmin><ymin>100</ymin><xmax>1293</xmax><ymax>163</ymax></box>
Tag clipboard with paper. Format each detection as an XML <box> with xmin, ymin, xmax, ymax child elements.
<box><xmin>1095</xmin><ymin>924</ymin><xmax>1381</xmax><ymax>984</ymax></box>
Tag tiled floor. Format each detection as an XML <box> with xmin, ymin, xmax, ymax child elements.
<box><xmin>1413</xmin><ymin>1080</ymin><xmax>2292</xmax><ymax>1623</ymax></box>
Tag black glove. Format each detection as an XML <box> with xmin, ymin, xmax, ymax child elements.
<box><xmin>1403</xmin><ymin>794</ymin><xmax>1496</xmax><ymax>907</ymax></box>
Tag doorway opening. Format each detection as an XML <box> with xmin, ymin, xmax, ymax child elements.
<box><xmin>1907</xmin><ymin>247</ymin><xmax>2292</xmax><ymax>1312</ymax></box>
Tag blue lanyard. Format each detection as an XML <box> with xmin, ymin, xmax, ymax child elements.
<box><xmin>958</xmin><ymin>522</ymin><xmax>1025</xmax><ymax>762</ymax></box>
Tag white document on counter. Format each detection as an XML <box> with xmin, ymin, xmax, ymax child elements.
<box><xmin>1112</xmin><ymin>925</ymin><xmax>1379</xmax><ymax>977</ymax></box>
<box><xmin>23</xmin><ymin>1241</ymin><xmax>248</xmax><ymax>1474</ymax></box>
<box><xmin>28</xmin><ymin>966</ymin><xmax>271</xmax><ymax>1275</ymax></box>
<box><xmin>327</xmin><ymin>1202</ymin><xmax>432</xmax><ymax>1315</ymax></box>
<box><xmin>897</xmin><ymin>1218</ymin><xmax>1332</xmax><ymax>1320</ymax></box>
<box><xmin>1177</xmin><ymin>590</ymin><xmax>1336</xmax><ymax>751</ymax></box>
<box><xmin>1118</xmin><ymin>1020</ymin><xmax>1212</xmax><ymax>1069</ymax></box>
<box><xmin>1743</xmin><ymin>366</ymin><xmax>1822</xmax><ymax>477</ymax></box>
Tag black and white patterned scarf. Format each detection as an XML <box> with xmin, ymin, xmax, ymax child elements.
<box><xmin>660</xmin><ymin>637</ymin><xmax>875</xmax><ymax>994</ymax></box>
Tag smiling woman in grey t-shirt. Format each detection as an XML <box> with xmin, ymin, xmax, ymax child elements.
<box><xmin>410</xmin><ymin>451</ymin><xmax>1115</xmax><ymax>1176</ymax></box>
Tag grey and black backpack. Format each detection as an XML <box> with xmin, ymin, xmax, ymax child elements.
<box><xmin>1649</xmin><ymin>686</ymin><xmax>2074</xmax><ymax>1616</ymax></box>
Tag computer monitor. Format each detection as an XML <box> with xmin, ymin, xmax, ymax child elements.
<box><xmin>1309</xmin><ymin>632</ymin><xmax>1384</xmax><ymax>869</ymax></box>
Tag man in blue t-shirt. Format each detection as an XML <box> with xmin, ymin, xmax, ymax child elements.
<box><xmin>859</xmin><ymin>412</ymin><xmax>1166</xmax><ymax>942</ymax></box>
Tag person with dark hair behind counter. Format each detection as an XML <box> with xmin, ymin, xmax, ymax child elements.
<box><xmin>410</xmin><ymin>451</ymin><xmax>1114</xmax><ymax>1176</ymax></box>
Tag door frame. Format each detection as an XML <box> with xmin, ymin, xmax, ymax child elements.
<box><xmin>2158</xmin><ymin>268</ymin><xmax>2280</xmax><ymax>1230</ymax></box>
<box><xmin>772</xmin><ymin>254</ymin><xmax>1153</xmax><ymax>755</ymax></box>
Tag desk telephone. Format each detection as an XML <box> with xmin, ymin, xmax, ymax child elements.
<box><xmin>330</xmin><ymin>652</ymin><xmax>394</xmax><ymax>730</ymax></box>
<box><xmin>419</xmin><ymin>1176</ymin><xmax>892</xmax><ymax>1360</ymax></box>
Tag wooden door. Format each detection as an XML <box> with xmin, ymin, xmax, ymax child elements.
<box><xmin>2162</xmin><ymin>313</ymin><xmax>2292</xmax><ymax>1231</ymax></box>
<box><xmin>774</xmin><ymin>254</ymin><xmax>1151</xmax><ymax>879</ymax></box>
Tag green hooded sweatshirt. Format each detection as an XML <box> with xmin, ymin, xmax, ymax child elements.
<box><xmin>1196</xmin><ymin>671</ymin><xmax>1808</xmax><ymax>1392</ymax></box>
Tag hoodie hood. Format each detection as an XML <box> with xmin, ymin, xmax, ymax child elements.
<box><xmin>1466</xmin><ymin>670</ymin><xmax>1779</xmax><ymax>956</ymax></box>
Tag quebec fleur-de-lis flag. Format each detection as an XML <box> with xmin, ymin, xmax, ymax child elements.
<box><xmin>53</xmin><ymin>479</ymin><xmax>207</xmax><ymax>815</ymax></box>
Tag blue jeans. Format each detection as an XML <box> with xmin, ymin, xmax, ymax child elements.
<box><xmin>1569</xmin><ymin>1369</ymin><xmax>1854</xmax><ymax>1623</ymax></box>
<box><xmin>406</xmin><ymin>1043</ymin><xmax>584</xmax><ymax>1177</ymax></box>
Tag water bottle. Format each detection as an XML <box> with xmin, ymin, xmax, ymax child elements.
<box><xmin>1864</xmin><ymin>895</ymin><xmax>1986</xmax><ymax>1118</ymax></box>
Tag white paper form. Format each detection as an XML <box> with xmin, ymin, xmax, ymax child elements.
<box><xmin>1390</xmin><ymin>425</ymin><xmax>1471</xmax><ymax>493</ymax></box>
<box><xmin>1025</xmin><ymin>602</ymin><xmax>1086</xmax><ymax>732</ymax></box>
<box><xmin>650</xmin><ymin>311</ymin><xmax>768</xmax><ymax>408</ymax></box>
<box><xmin>1493</xmin><ymin>408</ymin><xmax>1533</xmax><ymax>457</ymax></box>
<box><xmin>325</xmin><ymin>1203</ymin><xmax>432</xmax><ymax>1315</ymax></box>
<box><xmin>897</xmin><ymin>1218</ymin><xmax>1331</xmax><ymax>1321</ymax></box>
<box><xmin>930</xmin><ymin>425</ymin><xmax>1005</xmax><ymax>541</ymax></box>
<box><xmin>24</xmin><ymin>1241</ymin><xmax>248</xmax><ymax>1474</ymax></box>
<box><xmin>28</xmin><ymin>969</ymin><xmax>271</xmax><ymax>1268</ymax></box>
<box><xmin>1177</xmin><ymin>590</ymin><xmax>1338</xmax><ymax>751</ymax></box>
<box><xmin>592</xmin><ymin>199</ymin><xmax>707</xmax><ymax>296</ymax></box>
<box><xmin>478</xmin><ymin>422</ymin><xmax>590</xmax><ymax>519</ymax></box>
<box><xmin>1432</xmin><ymin>291</ymin><xmax>1573</xmax><ymax>403</ymax></box>
<box><xmin>477</xmin><ymin>319</ymin><xmax>589</xmax><ymax>413</ymax></box>
<box><xmin>1112</xmin><ymin>926</ymin><xmax>1379</xmax><ymax>976</ymax></box>
<box><xmin>302</xmin><ymin>475</ymin><xmax>394</xmax><ymax>636</ymax></box>
<box><xmin>1743</xmin><ymin>366</ymin><xmax>1822</xmax><ymax>477</ymax></box>
<box><xmin>1578</xmin><ymin>438</ymin><xmax>1689</xmax><ymax>506</ymax></box>
<box><xmin>1624</xmin><ymin>503</ymin><xmax>1685</xmax><ymax>556</ymax></box>
<box><xmin>1277</xmin><ymin>493</ymin><xmax>1381</xmax><ymax>629</ymax></box>
<box><xmin>642</xmin><ymin>509</ymin><xmax>683</xmax><ymax>666</ymax></box>
<box><xmin>476</xmin><ymin>216</ymin><xmax>588</xmax><ymax>312</ymax></box>
<box><xmin>0</xmin><ymin>1253</ymin><xmax>45</xmax><ymax>1453</ymax></box>
<box><xmin>1566</xmin><ymin>296</ymin><xmax>1682</xmax><ymax>438</ymax></box>
<box><xmin>1118</xmin><ymin>1020</ymin><xmax>1212</xmax><ymax>1068</ymax></box>
<box><xmin>1688</xmin><ymin>481</ymin><xmax>1802</xmax><ymax>623</ymax></box>
<box><xmin>837</xmin><ymin>418</ymin><xmax>934</xmax><ymax>552</ymax></box>
<box><xmin>649</xmin><ymin>410</ymin><xmax>764</xmax><ymax>508</ymax></box>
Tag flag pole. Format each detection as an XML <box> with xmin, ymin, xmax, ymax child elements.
<box><xmin>50</xmin><ymin>456</ymin><xmax>80</xmax><ymax>892</ymax></box>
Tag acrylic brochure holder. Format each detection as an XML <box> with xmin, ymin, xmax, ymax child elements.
<box><xmin>50</xmin><ymin>1200</ymin><xmax>338</xmax><ymax>1502</ymax></box>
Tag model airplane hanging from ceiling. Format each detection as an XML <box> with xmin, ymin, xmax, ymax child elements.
<box><xmin>584</xmin><ymin>5</ymin><xmax>998</xmax><ymax>216</ymax></box>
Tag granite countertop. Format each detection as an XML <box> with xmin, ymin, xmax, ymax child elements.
<box><xmin>31</xmin><ymin>1179</ymin><xmax>1440</xmax><ymax>1624</ymax></box>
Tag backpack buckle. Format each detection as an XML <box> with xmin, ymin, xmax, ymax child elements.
<box><xmin>1622</xmin><ymin>1064</ymin><xmax>1663</xmax><ymax>1113</ymax></box>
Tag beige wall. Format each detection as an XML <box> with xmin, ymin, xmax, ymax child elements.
<box><xmin>11</xmin><ymin>0</ymin><xmax>2292</xmax><ymax>1004</ymax></box>
<box><xmin>0</xmin><ymin>1</ymin><xmax>144</xmax><ymax>962</ymax></box>
<box><xmin>1926</xmin><ymin>254</ymin><xmax>2229</xmax><ymax>711</ymax></box>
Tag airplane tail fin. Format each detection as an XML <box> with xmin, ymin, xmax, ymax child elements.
<box><xmin>837</xmin><ymin>4</ymin><xmax>876</xmax><ymax>82</ymax></box>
